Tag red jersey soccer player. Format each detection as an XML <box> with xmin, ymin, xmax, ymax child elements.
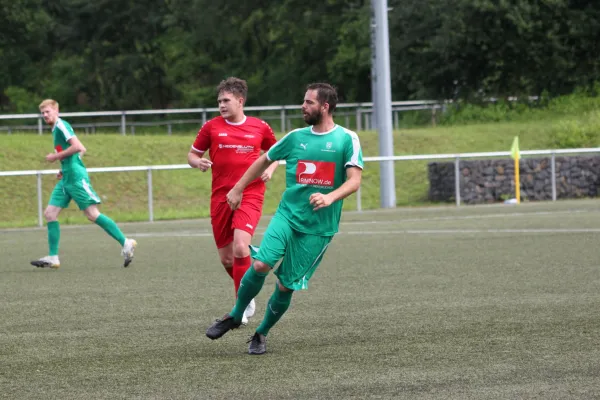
<box><xmin>187</xmin><ymin>77</ymin><xmax>279</xmax><ymax>325</ymax></box>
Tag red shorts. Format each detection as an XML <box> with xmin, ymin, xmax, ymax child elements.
<box><xmin>210</xmin><ymin>194</ymin><xmax>264</xmax><ymax>249</ymax></box>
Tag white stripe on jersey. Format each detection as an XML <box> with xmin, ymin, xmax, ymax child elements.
<box><xmin>56</xmin><ymin>119</ymin><xmax>75</xmax><ymax>140</ymax></box>
<box><xmin>342</xmin><ymin>127</ymin><xmax>363</xmax><ymax>169</ymax></box>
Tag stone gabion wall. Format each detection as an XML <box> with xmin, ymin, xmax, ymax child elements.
<box><xmin>428</xmin><ymin>156</ymin><xmax>600</xmax><ymax>204</ymax></box>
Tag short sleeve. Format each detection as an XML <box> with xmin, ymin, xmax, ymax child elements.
<box><xmin>343</xmin><ymin>130</ymin><xmax>364</xmax><ymax>169</ymax></box>
<box><xmin>267</xmin><ymin>130</ymin><xmax>297</xmax><ymax>161</ymax></box>
<box><xmin>260</xmin><ymin>121</ymin><xmax>277</xmax><ymax>151</ymax></box>
<box><xmin>57</xmin><ymin>120</ymin><xmax>75</xmax><ymax>141</ymax></box>
<box><xmin>192</xmin><ymin>121</ymin><xmax>211</xmax><ymax>153</ymax></box>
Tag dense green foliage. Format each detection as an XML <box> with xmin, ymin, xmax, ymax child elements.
<box><xmin>1</xmin><ymin>0</ymin><xmax>599</xmax><ymax>112</ymax></box>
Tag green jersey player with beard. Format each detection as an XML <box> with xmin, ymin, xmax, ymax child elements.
<box><xmin>206</xmin><ymin>83</ymin><xmax>364</xmax><ymax>355</ymax></box>
<box><xmin>30</xmin><ymin>99</ymin><xmax>137</xmax><ymax>269</ymax></box>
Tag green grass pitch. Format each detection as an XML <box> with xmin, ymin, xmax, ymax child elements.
<box><xmin>2</xmin><ymin>199</ymin><xmax>600</xmax><ymax>399</ymax></box>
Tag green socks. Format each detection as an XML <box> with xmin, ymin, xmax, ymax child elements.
<box><xmin>47</xmin><ymin>221</ymin><xmax>60</xmax><ymax>256</ymax></box>
<box><xmin>230</xmin><ymin>266</ymin><xmax>294</xmax><ymax>333</ymax></box>
<box><xmin>46</xmin><ymin>215</ymin><xmax>124</xmax><ymax>257</ymax></box>
<box><xmin>256</xmin><ymin>284</ymin><xmax>293</xmax><ymax>336</ymax></box>
<box><xmin>230</xmin><ymin>266</ymin><xmax>268</xmax><ymax>322</ymax></box>
<box><xmin>95</xmin><ymin>214</ymin><xmax>126</xmax><ymax>246</ymax></box>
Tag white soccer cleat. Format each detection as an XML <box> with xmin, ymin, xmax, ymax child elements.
<box><xmin>241</xmin><ymin>299</ymin><xmax>256</xmax><ymax>325</ymax></box>
<box><xmin>245</xmin><ymin>298</ymin><xmax>256</xmax><ymax>318</ymax></box>
<box><xmin>121</xmin><ymin>239</ymin><xmax>137</xmax><ymax>267</ymax></box>
<box><xmin>30</xmin><ymin>255</ymin><xmax>60</xmax><ymax>269</ymax></box>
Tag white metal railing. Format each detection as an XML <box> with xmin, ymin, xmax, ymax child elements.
<box><xmin>1</xmin><ymin>147</ymin><xmax>599</xmax><ymax>227</ymax></box>
<box><xmin>0</xmin><ymin>100</ymin><xmax>441</xmax><ymax>135</ymax></box>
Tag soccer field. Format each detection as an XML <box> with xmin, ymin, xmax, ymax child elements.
<box><xmin>2</xmin><ymin>200</ymin><xmax>600</xmax><ymax>399</ymax></box>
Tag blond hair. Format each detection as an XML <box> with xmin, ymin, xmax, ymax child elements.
<box><xmin>39</xmin><ymin>99</ymin><xmax>59</xmax><ymax>110</ymax></box>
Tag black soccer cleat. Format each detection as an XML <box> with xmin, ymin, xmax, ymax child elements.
<box><xmin>30</xmin><ymin>256</ymin><xmax>60</xmax><ymax>269</ymax></box>
<box><xmin>30</xmin><ymin>260</ymin><xmax>52</xmax><ymax>268</ymax></box>
<box><xmin>206</xmin><ymin>314</ymin><xmax>241</xmax><ymax>340</ymax></box>
<box><xmin>247</xmin><ymin>332</ymin><xmax>267</xmax><ymax>355</ymax></box>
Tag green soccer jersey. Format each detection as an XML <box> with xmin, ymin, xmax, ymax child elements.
<box><xmin>52</xmin><ymin>118</ymin><xmax>87</xmax><ymax>179</ymax></box>
<box><xmin>267</xmin><ymin>124</ymin><xmax>363</xmax><ymax>236</ymax></box>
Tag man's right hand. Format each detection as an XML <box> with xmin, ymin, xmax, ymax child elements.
<box><xmin>57</xmin><ymin>171</ymin><xmax>63</xmax><ymax>180</ymax></box>
<box><xmin>226</xmin><ymin>187</ymin><xmax>243</xmax><ymax>210</ymax></box>
<box><xmin>195</xmin><ymin>158</ymin><xmax>213</xmax><ymax>172</ymax></box>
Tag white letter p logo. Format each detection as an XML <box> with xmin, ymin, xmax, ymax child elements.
<box><xmin>298</xmin><ymin>162</ymin><xmax>316</xmax><ymax>178</ymax></box>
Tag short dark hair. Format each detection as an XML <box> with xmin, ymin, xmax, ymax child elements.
<box><xmin>217</xmin><ymin>77</ymin><xmax>248</xmax><ymax>100</ymax></box>
<box><xmin>306</xmin><ymin>83</ymin><xmax>338</xmax><ymax>114</ymax></box>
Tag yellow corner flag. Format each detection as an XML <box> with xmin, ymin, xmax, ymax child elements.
<box><xmin>510</xmin><ymin>136</ymin><xmax>520</xmax><ymax>160</ymax></box>
<box><xmin>510</xmin><ymin>136</ymin><xmax>520</xmax><ymax>203</ymax></box>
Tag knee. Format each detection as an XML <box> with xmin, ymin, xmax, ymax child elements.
<box><xmin>44</xmin><ymin>208</ymin><xmax>58</xmax><ymax>222</ymax></box>
<box><xmin>277</xmin><ymin>281</ymin><xmax>292</xmax><ymax>293</ymax></box>
<box><xmin>220</xmin><ymin>256</ymin><xmax>233</xmax><ymax>269</ymax></box>
<box><xmin>84</xmin><ymin>211</ymin><xmax>99</xmax><ymax>222</ymax></box>
<box><xmin>83</xmin><ymin>207</ymin><xmax>100</xmax><ymax>222</ymax></box>
<box><xmin>232</xmin><ymin>238</ymin><xmax>249</xmax><ymax>258</ymax></box>
<box><xmin>253</xmin><ymin>260</ymin><xmax>271</xmax><ymax>274</ymax></box>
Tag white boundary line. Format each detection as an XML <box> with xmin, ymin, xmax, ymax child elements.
<box><xmin>2</xmin><ymin>208</ymin><xmax>598</xmax><ymax>234</ymax></box>
<box><xmin>122</xmin><ymin>227</ymin><xmax>600</xmax><ymax>239</ymax></box>
<box><xmin>339</xmin><ymin>209</ymin><xmax>592</xmax><ymax>225</ymax></box>
<box><xmin>2</xmin><ymin>225</ymin><xmax>599</xmax><ymax>243</ymax></box>
<box><xmin>342</xmin><ymin>228</ymin><xmax>600</xmax><ymax>235</ymax></box>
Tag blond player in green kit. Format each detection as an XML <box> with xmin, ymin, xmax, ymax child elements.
<box><xmin>206</xmin><ymin>83</ymin><xmax>364</xmax><ymax>355</ymax></box>
<box><xmin>30</xmin><ymin>99</ymin><xmax>137</xmax><ymax>269</ymax></box>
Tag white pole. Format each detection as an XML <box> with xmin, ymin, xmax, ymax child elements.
<box><xmin>551</xmin><ymin>152</ymin><xmax>557</xmax><ymax>201</ymax></box>
<box><xmin>454</xmin><ymin>156</ymin><xmax>461</xmax><ymax>206</ymax></box>
<box><xmin>371</xmin><ymin>0</ymin><xmax>396</xmax><ymax>208</ymax></box>
<box><xmin>147</xmin><ymin>169</ymin><xmax>154</xmax><ymax>222</ymax></box>
<box><xmin>37</xmin><ymin>173</ymin><xmax>43</xmax><ymax>227</ymax></box>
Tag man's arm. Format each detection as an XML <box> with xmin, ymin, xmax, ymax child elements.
<box><xmin>46</xmin><ymin>137</ymin><xmax>86</xmax><ymax>162</ymax></box>
<box><xmin>309</xmin><ymin>167</ymin><xmax>362</xmax><ymax>211</ymax></box>
<box><xmin>259</xmin><ymin>121</ymin><xmax>278</xmax><ymax>182</ymax></box>
<box><xmin>261</xmin><ymin>160</ymin><xmax>280</xmax><ymax>182</ymax></box>
<box><xmin>227</xmin><ymin>153</ymin><xmax>276</xmax><ymax>209</ymax></box>
<box><xmin>187</xmin><ymin>149</ymin><xmax>213</xmax><ymax>171</ymax></box>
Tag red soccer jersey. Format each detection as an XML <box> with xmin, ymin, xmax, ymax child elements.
<box><xmin>191</xmin><ymin>116</ymin><xmax>277</xmax><ymax>199</ymax></box>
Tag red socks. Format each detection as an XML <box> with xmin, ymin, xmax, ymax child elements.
<box><xmin>233</xmin><ymin>256</ymin><xmax>252</xmax><ymax>297</ymax></box>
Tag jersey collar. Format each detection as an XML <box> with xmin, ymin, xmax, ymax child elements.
<box><xmin>310</xmin><ymin>124</ymin><xmax>337</xmax><ymax>135</ymax></box>
<box><xmin>224</xmin><ymin>115</ymin><xmax>247</xmax><ymax>126</ymax></box>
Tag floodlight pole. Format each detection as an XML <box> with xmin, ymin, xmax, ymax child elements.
<box><xmin>370</xmin><ymin>6</ymin><xmax>379</xmax><ymax>133</ymax></box>
<box><xmin>371</xmin><ymin>0</ymin><xmax>396</xmax><ymax>208</ymax></box>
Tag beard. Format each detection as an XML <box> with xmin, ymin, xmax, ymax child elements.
<box><xmin>303</xmin><ymin>109</ymin><xmax>323</xmax><ymax>126</ymax></box>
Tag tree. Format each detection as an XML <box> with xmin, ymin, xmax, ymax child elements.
<box><xmin>0</xmin><ymin>0</ymin><xmax>52</xmax><ymax>111</ymax></box>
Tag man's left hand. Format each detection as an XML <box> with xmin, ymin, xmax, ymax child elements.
<box><xmin>261</xmin><ymin>170</ymin><xmax>274</xmax><ymax>182</ymax></box>
<box><xmin>45</xmin><ymin>153</ymin><xmax>59</xmax><ymax>162</ymax></box>
<box><xmin>309</xmin><ymin>193</ymin><xmax>333</xmax><ymax>211</ymax></box>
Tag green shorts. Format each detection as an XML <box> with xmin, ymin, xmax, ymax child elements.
<box><xmin>48</xmin><ymin>176</ymin><xmax>101</xmax><ymax>211</ymax></box>
<box><xmin>250</xmin><ymin>213</ymin><xmax>333</xmax><ymax>291</ymax></box>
